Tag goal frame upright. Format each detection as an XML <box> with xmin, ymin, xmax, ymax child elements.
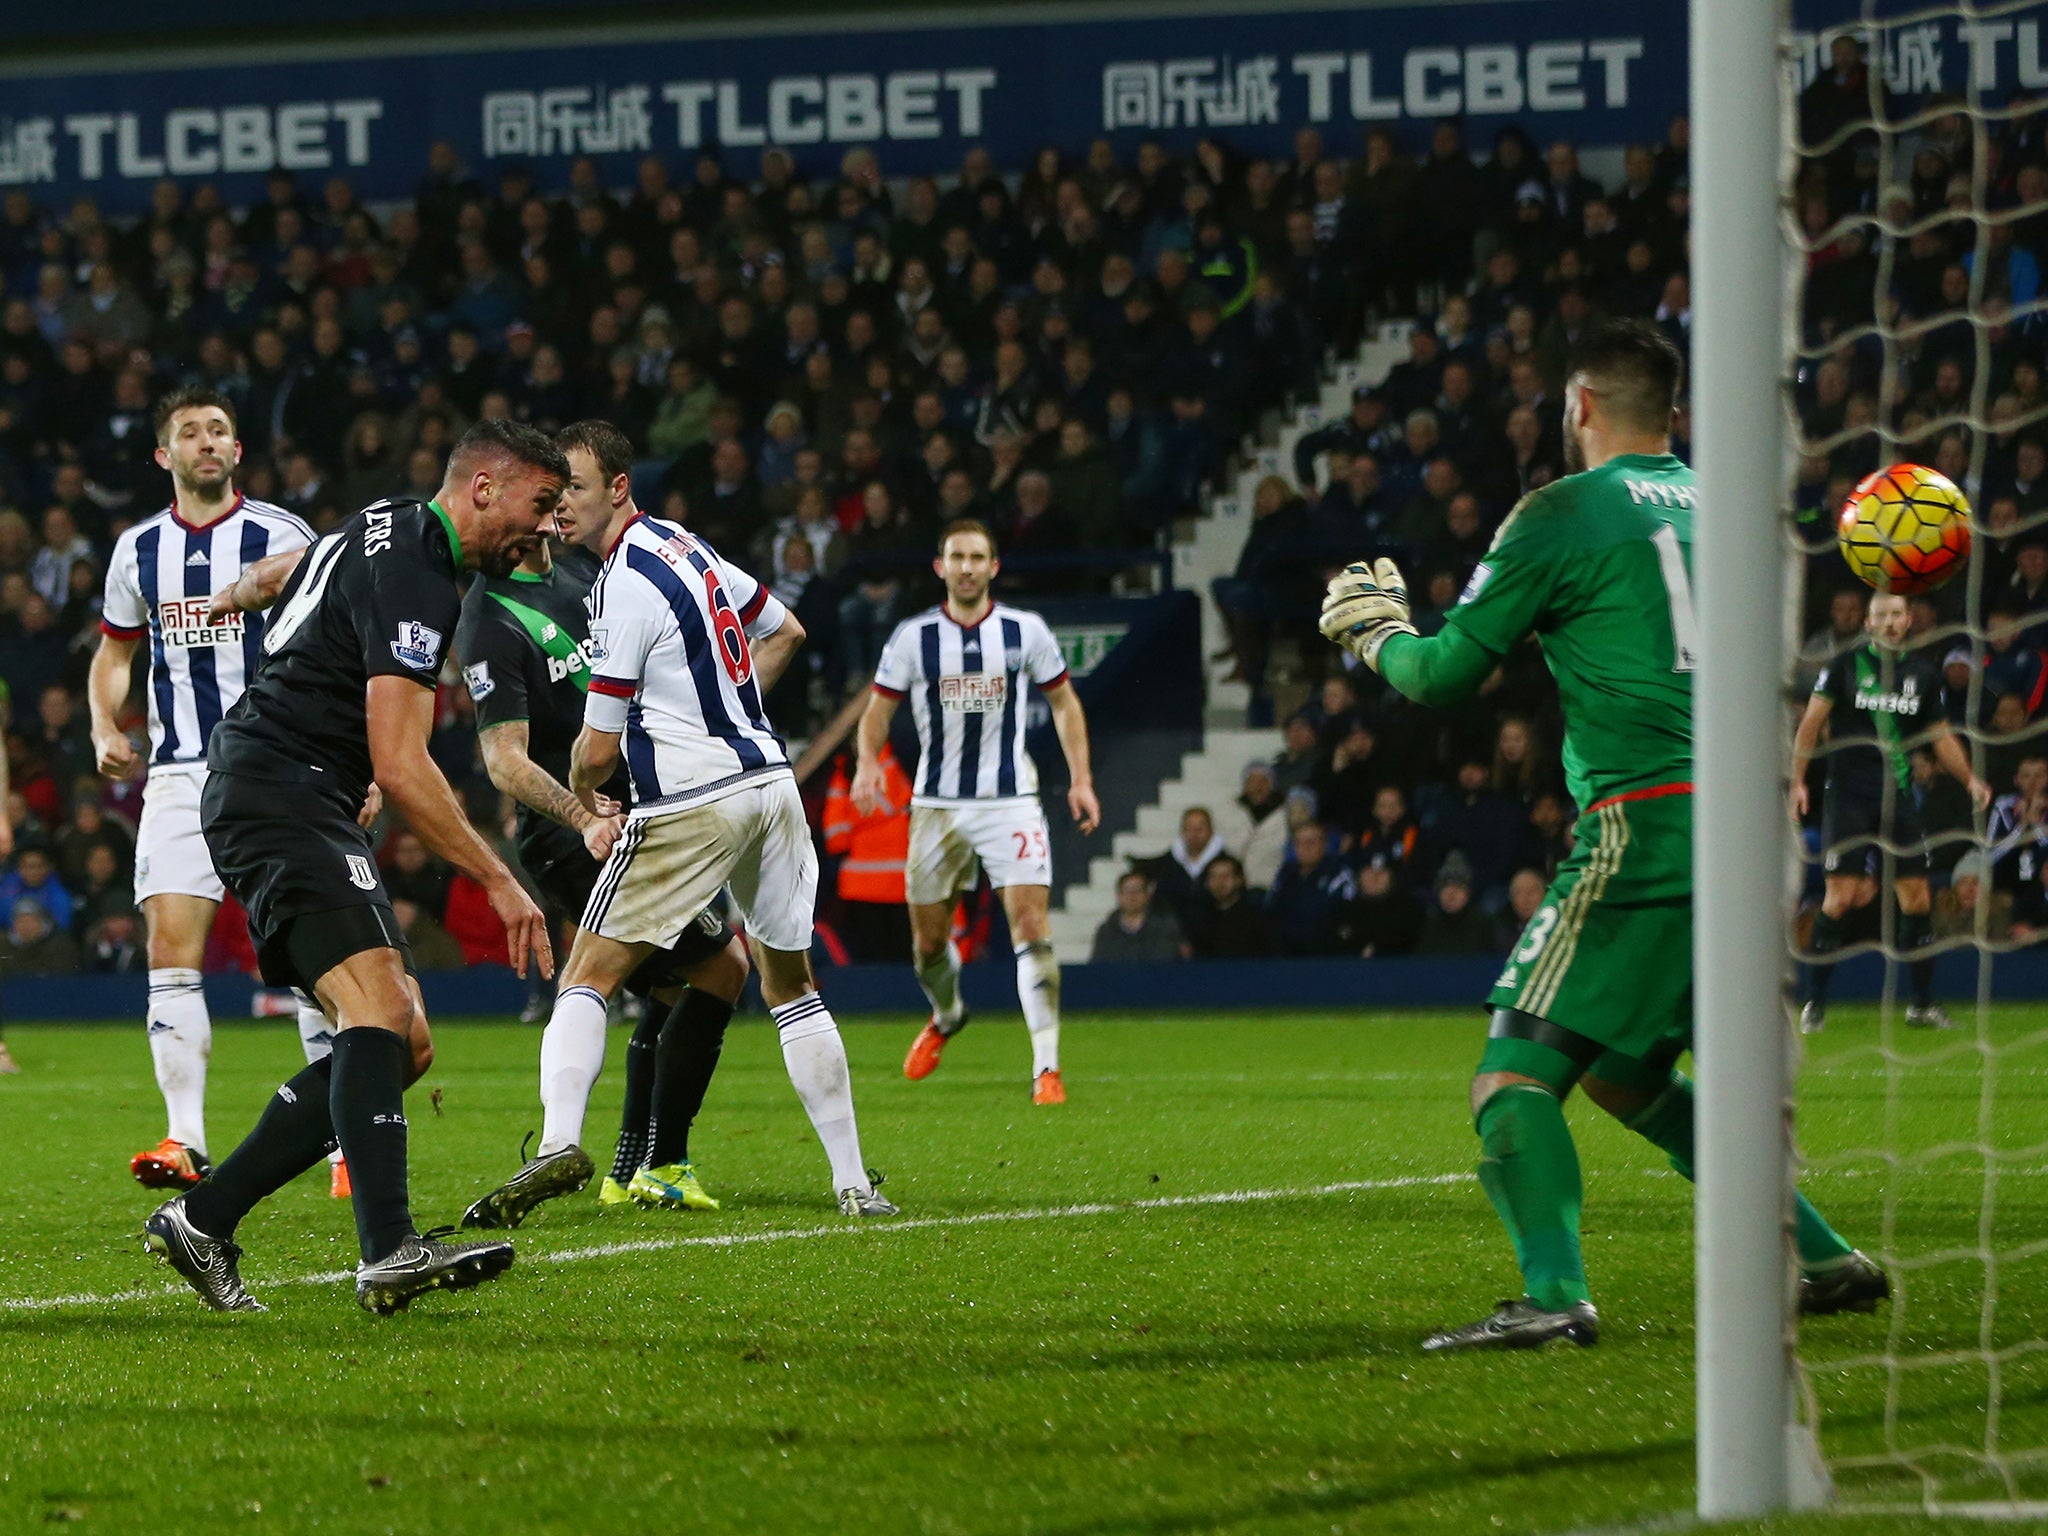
<box><xmin>1690</xmin><ymin>0</ymin><xmax>1814</xmax><ymax>1519</ymax></box>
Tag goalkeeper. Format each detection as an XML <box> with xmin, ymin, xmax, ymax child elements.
<box><xmin>1322</xmin><ymin>320</ymin><xmax>1888</xmax><ymax>1353</ymax></box>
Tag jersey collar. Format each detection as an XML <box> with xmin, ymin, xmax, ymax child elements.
<box><xmin>426</xmin><ymin>498</ymin><xmax>465</xmax><ymax>575</ymax></box>
<box><xmin>943</xmin><ymin>599</ymin><xmax>994</xmax><ymax>631</ymax></box>
<box><xmin>166</xmin><ymin>490</ymin><xmax>243</xmax><ymax>534</ymax></box>
<box><xmin>604</xmin><ymin>509</ymin><xmax>647</xmax><ymax>560</ymax></box>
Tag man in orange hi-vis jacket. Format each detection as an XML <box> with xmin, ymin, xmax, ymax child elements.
<box><xmin>824</xmin><ymin>745</ymin><xmax>912</xmax><ymax>961</ymax></box>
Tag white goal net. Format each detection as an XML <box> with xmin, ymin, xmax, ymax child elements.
<box><xmin>1783</xmin><ymin>0</ymin><xmax>2048</xmax><ymax>1515</ymax></box>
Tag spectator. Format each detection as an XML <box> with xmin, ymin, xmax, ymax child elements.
<box><xmin>1092</xmin><ymin>870</ymin><xmax>1187</xmax><ymax>963</ymax></box>
<box><xmin>1148</xmin><ymin>806</ymin><xmax>1226</xmax><ymax>922</ymax></box>
<box><xmin>1417</xmin><ymin>854</ymin><xmax>1497</xmax><ymax>954</ymax></box>
<box><xmin>390</xmin><ymin>895</ymin><xmax>464</xmax><ymax>970</ymax></box>
<box><xmin>822</xmin><ymin>744</ymin><xmax>912</xmax><ymax>962</ymax></box>
<box><xmin>83</xmin><ymin>905</ymin><xmax>145</xmax><ymax>973</ymax></box>
<box><xmin>1185</xmin><ymin>854</ymin><xmax>1274</xmax><ymax>958</ymax></box>
<box><xmin>0</xmin><ymin>894</ymin><xmax>78</xmax><ymax>973</ymax></box>
<box><xmin>1497</xmin><ymin>868</ymin><xmax>1549</xmax><ymax>951</ymax></box>
<box><xmin>1220</xmin><ymin>761</ymin><xmax>1288</xmax><ymax>892</ymax></box>
<box><xmin>1937</xmin><ymin>850</ymin><xmax>2010</xmax><ymax>943</ymax></box>
<box><xmin>1420</xmin><ymin>756</ymin><xmax>1531</xmax><ymax>905</ymax></box>
<box><xmin>0</xmin><ymin>846</ymin><xmax>73</xmax><ymax>933</ymax></box>
<box><xmin>1265</xmin><ymin>820</ymin><xmax>1357</xmax><ymax>956</ymax></box>
<box><xmin>1352</xmin><ymin>853</ymin><xmax>1422</xmax><ymax>957</ymax></box>
<box><xmin>380</xmin><ymin>829</ymin><xmax>450</xmax><ymax>919</ymax></box>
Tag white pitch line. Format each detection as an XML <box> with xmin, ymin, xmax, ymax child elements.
<box><xmin>0</xmin><ymin>1173</ymin><xmax>1471</xmax><ymax>1314</ymax></box>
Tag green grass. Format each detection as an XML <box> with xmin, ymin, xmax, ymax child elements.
<box><xmin>2</xmin><ymin>1005</ymin><xmax>2046</xmax><ymax>1536</ymax></box>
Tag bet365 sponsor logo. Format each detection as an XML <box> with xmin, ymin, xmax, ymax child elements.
<box><xmin>155</xmin><ymin>597</ymin><xmax>243</xmax><ymax>648</ymax></box>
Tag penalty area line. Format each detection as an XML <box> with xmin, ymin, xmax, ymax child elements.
<box><xmin>0</xmin><ymin>1172</ymin><xmax>1471</xmax><ymax>1314</ymax></box>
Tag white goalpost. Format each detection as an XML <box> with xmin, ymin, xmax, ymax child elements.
<box><xmin>1698</xmin><ymin>0</ymin><xmax>2048</xmax><ymax>1518</ymax></box>
<box><xmin>1690</xmin><ymin>0</ymin><xmax>1813</xmax><ymax>1518</ymax></box>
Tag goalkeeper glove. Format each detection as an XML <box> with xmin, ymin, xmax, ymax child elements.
<box><xmin>1319</xmin><ymin>558</ymin><xmax>1418</xmax><ymax>672</ymax></box>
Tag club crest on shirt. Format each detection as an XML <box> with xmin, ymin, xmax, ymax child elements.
<box><xmin>939</xmin><ymin>673</ymin><xmax>1008</xmax><ymax>713</ymax></box>
<box><xmin>345</xmin><ymin>854</ymin><xmax>378</xmax><ymax>891</ymax></box>
<box><xmin>463</xmin><ymin>660</ymin><xmax>495</xmax><ymax>700</ymax></box>
<box><xmin>391</xmin><ymin>620</ymin><xmax>446</xmax><ymax>671</ymax></box>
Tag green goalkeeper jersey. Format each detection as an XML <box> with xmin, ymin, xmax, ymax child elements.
<box><xmin>1381</xmin><ymin>452</ymin><xmax>1697</xmax><ymax>811</ymax></box>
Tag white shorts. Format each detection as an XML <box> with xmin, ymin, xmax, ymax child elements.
<box><xmin>907</xmin><ymin>798</ymin><xmax>1052</xmax><ymax>907</ymax></box>
<box><xmin>134</xmin><ymin>769</ymin><xmax>225</xmax><ymax>905</ymax></box>
<box><xmin>582</xmin><ymin>775</ymin><xmax>816</xmax><ymax>954</ymax></box>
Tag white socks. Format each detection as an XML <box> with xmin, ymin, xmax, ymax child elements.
<box><xmin>537</xmin><ymin>985</ymin><xmax>609</xmax><ymax>1155</ymax></box>
<box><xmin>772</xmin><ymin>993</ymin><xmax>869</xmax><ymax>1193</ymax></box>
<box><xmin>147</xmin><ymin>968</ymin><xmax>211</xmax><ymax>1157</ymax></box>
<box><xmin>295</xmin><ymin>990</ymin><xmax>344</xmax><ymax>1164</ymax></box>
<box><xmin>915</xmin><ymin>941</ymin><xmax>965</xmax><ymax>1031</ymax></box>
<box><xmin>1015</xmin><ymin>942</ymin><xmax>1061</xmax><ymax>1077</ymax></box>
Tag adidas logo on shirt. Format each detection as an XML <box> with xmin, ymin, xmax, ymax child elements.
<box><xmin>185</xmin><ymin>549</ymin><xmax>209</xmax><ymax>567</ymax></box>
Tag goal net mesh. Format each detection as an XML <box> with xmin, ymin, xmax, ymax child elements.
<box><xmin>1785</xmin><ymin>0</ymin><xmax>2048</xmax><ymax>1513</ymax></box>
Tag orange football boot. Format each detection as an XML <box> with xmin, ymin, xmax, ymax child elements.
<box><xmin>1032</xmin><ymin>1069</ymin><xmax>1066</xmax><ymax>1106</ymax></box>
<box><xmin>330</xmin><ymin>1157</ymin><xmax>352</xmax><ymax>1199</ymax></box>
<box><xmin>131</xmin><ymin>1137</ymin><xmax>208</xmax><ymax>1189</ymax></box>
<box><xmin>904</xmin><ymin>1023</ymin><xmax>948</xmax><ymax>1079</ymax></box>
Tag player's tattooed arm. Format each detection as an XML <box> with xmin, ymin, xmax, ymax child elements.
<box><xmin>480</xmin><ymin>721</ymin><xmax>599</xmax><ymax>833</ymax></box>
<box><xmin>208</xmin><ymin>546</ymin><xmax>308</xmax><ymax>619</ymax></box>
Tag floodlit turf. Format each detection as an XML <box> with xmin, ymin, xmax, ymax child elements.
<box><xmin>2</xmin><ymin>1004</ymin><xmax>2045</xmax><ymax>1536</ymax></box>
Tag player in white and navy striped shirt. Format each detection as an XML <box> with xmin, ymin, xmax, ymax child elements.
<box><xmin>854</xmin><ymin>518</ymin><xmax>1101</xmax><ymax>1104</ymax></box>
<box><xmin>474</xmin><ymin>421</ymin><xmax>894</xmax><ymax>1219</ymax></box>
<box><xmin>86</xmin><ymin>387</ymin><xmax>338</xmax><ymax>1194</ymax></box>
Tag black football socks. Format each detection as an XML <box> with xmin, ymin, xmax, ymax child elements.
<box><xmin>648</xmin><ymin>988</ymin><xmax>734</xmax><ymax>1168</ymax></box>
<box><xmin>330</xmin><ymin>1028</ymin><xmax>415</xmax><ymax>1264</ymax></box>
<box><xmin>183</xmin><ymin>1056</ymin><xmax>339</xmax><ymax>1241</ymax></box>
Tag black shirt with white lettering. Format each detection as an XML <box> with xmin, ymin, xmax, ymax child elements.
<box><xmin>1813</xmin><ymin>642</ymin><xmax>1944</xmax><ymax>801</ymax></box>
<box><xmin>454</xmin><ymin>543</ymin><xmax>625</xmax><ymax>847</ymax></box>
<box><xmin>209</xmin><ymin>498</ymin><xmax>462</xmax><ymax>809</ymax></box>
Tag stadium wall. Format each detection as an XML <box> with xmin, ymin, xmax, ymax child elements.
<box><xmin>0</xmin><ymin>0</ymin><xmax>1693</xmax><ymax>215</ymax></box>
<box><xmin>7</xmin><ymin>952</ymin><xmax>2045</xmax><ymax>1022</ymax></box>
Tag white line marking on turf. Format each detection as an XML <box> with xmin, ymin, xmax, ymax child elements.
<box><xmin>0</xmin><ymin>1173</ymin><xmax>1472</xmax><ymax>1313</ymax></box>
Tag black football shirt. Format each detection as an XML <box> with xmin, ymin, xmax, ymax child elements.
<box><xmin>209</xmin><ymin>498</ymin><xmax>463</xmax><ymax>808</ymax></box>
<box><xmin>454</xmin><ymin>543</ymin><xmax>626</xmax><ymax>847</ymax></box>
<box><xmin>1812</xmin><ymin>642</ymin><xmax>1945</xmax><ymax>801</ymax></box>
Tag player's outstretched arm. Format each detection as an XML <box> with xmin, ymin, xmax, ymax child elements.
<box><xmin>749</xmin><ymin>610</ymin><xmax>807</xmax><ymax>695</ymax></box>
<box><xmin>1045</xmin><ymin>681</ymin><xmax>1101</xmax><ymax>835</ymax></box>
<box><xmin>1930</xmin><ymin>719</ymin><xmax>1994</xmax><ymax>810</ymax></box>
<box><xmin>209</xmin><ymin>546</ymin><xmax>309</xmax><ymax>620</ymax></box>
<box><xmin>1789</xmin><ymin>694</ymin><xmax>1832</xmax><ymax>821</ymax></box>
<box><xmin>479</xmin><ymin>720</ymin><xmax>621</xmax><ymax>861</ymax></box>
<box><xmin>87</xmin><ymin>632</ymin><xmax>142</xmax><ymax>780</ymax></box>
<box><xmin>850</xmin><ymin>689</ymin><xmax>900</xmax><ymax>814</ymax></box>
<box><xmin>367</xmin><ymin>675</ymin><xmax>554</xmax><ymax>979</ymax></box>
<box><xmin>1319</xmin><ymin>559</ymin><xmax>1495</xmax><ymax>708</ymax></box>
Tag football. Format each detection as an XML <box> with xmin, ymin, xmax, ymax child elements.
<box><xmin>1837</xmin><ymin>462</ymin><xmax>1974</xmax><ymax>595</ymax></box>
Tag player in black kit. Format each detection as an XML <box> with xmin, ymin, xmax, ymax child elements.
<box><xmin>141</xmin><ymin>419</ymin><xmax>566</xmax><ymax>1315</ymax></box>
<box><xmin>1791</xmin><ymin>591</ymin><xmax>1989</xmax><ymax>1033</ymax></box>
<box><xmin>456</xmin><ymin>420</ymin><xmax>748</xmax><ymax>1226</ymax></box>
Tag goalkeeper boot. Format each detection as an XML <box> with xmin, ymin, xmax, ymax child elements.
<box><xmin>132</xmin><ymin>1137</ymin><xmax>210</xmax><ymax>1190</ymax></box>
<box><xmin>1800</xmin><ymin>1002</ymin><xmax>1826</xmax><ymax>1036</ymax></box>
<box><xmin>1800</xmin><ymin>1250</ymin><xmax>1891</xmax><ymax>1316</ymax></box>
<box><xmin>1421</xmin><ymin>1297</ymin><xmax>1599</xmax><ymax>1353</ymax></box>
<box><xmin>356</xmin><ymin>1228</ymin><xmax>515</xmax><ymax>1316</ymax></box>
<box><xmin>1905</xmin><ymin>1003</ymin><xmax>1957</xmax><ymax>1031</ymax></box>
<box><xmin>143</xmin><ymin>1195</ymin><xmax>265</xmax><ymax>1313</ymax></box>
<box><xmin>629</xmin><ymin>1162</ymin><xmax>720</xmax><ymax>1211</ymax></box>
<box><xmin>459</xmin><ymin>1142</ymin><xmax>594</xmax><ymax>1230</ymax></box>
<box><xmin>597</xmin><ymin>1176</ymin><xmax>634</xmax><ymax>1207</ymax></box>
<box><xmin>1033</xmin><ymin>1068</ymin><xmax>1066</xmax><ymax>1106</ymax></box>
<box><xmin>839</xmin><ymin>1169</ymin><xmax>899</xmax><ymax>1218</ymax></box>
<box><xmin>905</xmin><ymin>1012</ymin><xmax>967</xmax><ymax>1080</ymax></box>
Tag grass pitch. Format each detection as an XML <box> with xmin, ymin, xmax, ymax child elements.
<box><xmin>1</xmin><ymin>1004</ymin><xmax>2045</xmax><ymax>1536</ymax></box>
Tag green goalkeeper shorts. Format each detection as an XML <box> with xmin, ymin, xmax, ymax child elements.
<box><xmin>1485</xmin><ymin>787</ymin><xmax>1694</xmax><ymax>1069</ymax></box>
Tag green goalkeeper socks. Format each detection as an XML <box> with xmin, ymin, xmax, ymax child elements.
<box><xmin>1475</xmin><ymin>1085</ymin><xmax>1590</xmax><ymax>1312</ymax></box>
<box><xmin>1623</xmin><ymin>1073</ymin><xmax>1855</xmax><ymax>1270</ymax></box>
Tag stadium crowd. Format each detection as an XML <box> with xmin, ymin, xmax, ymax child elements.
<box><xmin>5</xmin><ymin>48</ymin><xmax>2048</xmax><ymax>977</ymax></box>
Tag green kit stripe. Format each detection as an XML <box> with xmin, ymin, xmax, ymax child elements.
<box><xmin>488</xmin><ymin>590</ymin><xmax>588</xmax><ymax>693</ymax></box>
